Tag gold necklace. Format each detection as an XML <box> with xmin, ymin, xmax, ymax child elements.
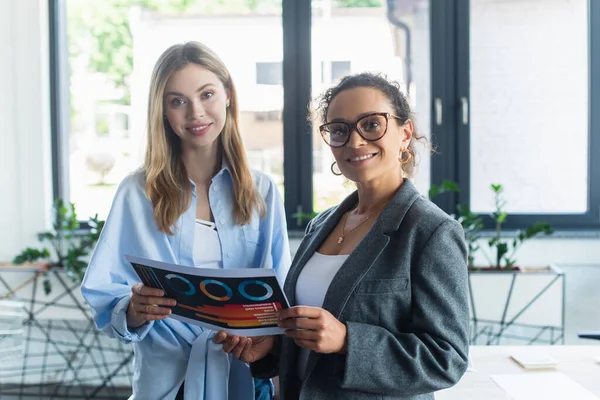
<box><xmin>337</xmin><ymin>201</ymin><xmax>389</xmax><ymax>244</ymax></box>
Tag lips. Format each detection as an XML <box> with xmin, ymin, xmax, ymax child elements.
<box><xmin>185</xmin><ymin>123</ymin><xmax>212</xmax><ymax>136</ymax></box>
<box><xmin>347</xmin><ymin>153</ymin><xmax>377</xmax><ymax>163</ymax></box>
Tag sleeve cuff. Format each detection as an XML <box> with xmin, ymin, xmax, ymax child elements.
<box><xmin>111</xmin><ymin>294</ymin><xmax>154</xmax><ymax>342</ymax></box>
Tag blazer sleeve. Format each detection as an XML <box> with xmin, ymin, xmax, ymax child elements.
<box><xmin>341</xmin><ymin>219</ymin><xmax>470</xmax><ymax>396</ymax></box>
<box><xmin>250</xmin><ymin>337</ymin><xmax>281</xmax><ymax>379</ymax></box>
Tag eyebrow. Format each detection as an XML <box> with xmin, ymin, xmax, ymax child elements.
<box><xmin>328</xmin><ymin>111</ymin><xmax>382</xmax><ymax>123</ymax></box>
<box><xmin>164</xmin><ymin>83</ymin><xmax>216</xmax><ymax>97</ymax></box>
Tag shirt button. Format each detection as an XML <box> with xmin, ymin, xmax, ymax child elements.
<box><xmin>213</xmin><ymin>186</ymin><xmax>218</xmax><ymax>191</ymax></box>
<box><xmin>220</xmin><ymin>219</ymin><xmax>225</xmax><ymax>224</ymax></box>
<box><xmin>227</xmin><ymin>253</ymin><xmax>233</xmax><ymax>258</ymax></box>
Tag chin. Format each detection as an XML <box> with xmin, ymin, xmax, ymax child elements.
<box><xmin>185</xmin><ymin>134</ymin><xmax>220</xmax><ymax>149</ymax></box>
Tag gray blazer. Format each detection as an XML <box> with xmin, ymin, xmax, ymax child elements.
<box><xmin>252</xmin><ymin>180</ymin><xmax>469</xmax><ymax>400</ymax></box>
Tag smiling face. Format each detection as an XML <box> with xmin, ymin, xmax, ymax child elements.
<box><xmin>163</xmin><ymin>63</ymin><xmax>230</xmax><ymax>151</ymax></box>
<box><xmin>326</xmin><ymin>87</ymin><xmax>413</xmax><ymax>185</ymax></box>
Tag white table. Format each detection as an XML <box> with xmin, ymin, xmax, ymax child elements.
<box><xmin>436</xmin><ymin>345</ymin><xmax>600</xmax><ymax>399</ymax></box>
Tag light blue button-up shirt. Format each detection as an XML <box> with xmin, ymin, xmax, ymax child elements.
<box><xmin>81</xmin><ymin>165</ymin><xmax>291</xmax><ymax>400</ymax></box>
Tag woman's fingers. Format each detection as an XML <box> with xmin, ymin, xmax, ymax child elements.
<box><xmin>222</xmin><ymin>336</ymin><xmax>241</xmax><ymax>353</ymax></box>
<box><xmin>238</xmin><ymin>340</ymin><xmax>255</xmax><ymax>363</ymax></box>
<box><xmin>134</xmin><ymin>311</ymin><xmax>171</xmax><ymax>321</ymax></box>
<box><xmin>132</xmin><ymin>302</ymin><xmax>172</xmax><ymax>316</ymax></box>
<box><xmin>132</xmin><ymin>283</ymin><xmax>164</xmax><ymax>297</ymax></box>
<box><xmin>284</xmin><ymin>328</ymin><xmax>318</xmax><ymax>341</ymax></box>
<box><xmin>278</xmin><ymin>316</ymin><xmax>323</xmax><ymax>330</ymax></box>
<box><xmin>132</xmin><ymin>293</ymin><xmax>177</xmax><ymax>308</ymax></box>
<box><xmin>213</xmin><ymin>331</ymin><xmax>228</xmax><ymax>344</ymax></box>
<box><xmin>231</xmin><ymin>337</ymin><xmax>250</xmax><ymax>360</ymax></box>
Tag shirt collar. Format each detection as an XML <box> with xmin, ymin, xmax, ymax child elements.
<box><xmin>187</xmin><ymin>157</ymin><xmax>232</xmax><ymax>192</ymax></box>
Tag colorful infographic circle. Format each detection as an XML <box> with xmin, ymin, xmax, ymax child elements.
<box><xmin>238</xmin><ymin>280</ymin><xmax>273</xmax><ymax>301</ymax></box>
<box><xmin>200</xmin><ymin>279</ymin><xmax>233</xmax><ymax>301</ymax></box>
<box><xmin>165</xmin><ymin>274</ymin><xmax>195</xmax><ymax>296</ymax></box>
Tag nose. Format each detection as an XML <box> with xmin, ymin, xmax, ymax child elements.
<box><xmin>346</xmin><ymin>126</ymin><xmax>366</xmax><ymax>148</ymax></box>
<box><xmin>187</xmin><ymin>99</ymin><xmax>205</xmax><ymax>119</ymax></box>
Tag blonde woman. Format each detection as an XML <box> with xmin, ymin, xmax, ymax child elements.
<box><xmin>81</xmin><ymin>42</ymin><xmax>290</xmax><ymax>400</ymax></box>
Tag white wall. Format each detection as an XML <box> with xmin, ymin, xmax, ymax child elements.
<box><xmin>0</xmin><ymin>0</ymin><xmax>598</xmax><ymax>267</ymax></box>
<box><xmin>0</xmin><ymin>0</ymin><xmax>53</xmax><ymax>262</ymax></box>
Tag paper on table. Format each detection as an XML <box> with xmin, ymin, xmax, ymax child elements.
<box><xmin>126</xmin><ymin>254</ymin><xmax>290</xmax><ymax>336</ymax></box>
<box><xmin>491</xmin><ymin>372</ymin><xmax>599</xmax><ymax>400</ymax></box>
<box><xmin>510</xmin><ymin>349</ymin><xmax>558</xmax><ymax>369</ymax></box>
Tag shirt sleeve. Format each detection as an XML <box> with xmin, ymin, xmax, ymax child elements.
<box><xmin>81</xmin><ymin>232</ymin><xmax>155</xmax><ymax>343</ymax></box>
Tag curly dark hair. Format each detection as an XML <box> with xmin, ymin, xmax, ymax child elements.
<box><xmin>315</xmin><ymin>72</ymin><xmax>428</xmax><ymax>178</ymax></box>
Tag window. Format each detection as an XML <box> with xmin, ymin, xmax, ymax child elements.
<box><xmin>469</xmin><ymin>0</ymin><xmax>588</xmax><ymax>214</ymax></box>
<box><xmin>431</xmin><ymin>0</ymin><xmax>600</xmax><ymax>230</ymax></box>
<box><xmin>320</xmin><ymin>60</ymin><xmax>351</xmax><ymax>83</ymax></box>
<box><xmin>331</xmin><ymin>61</ymin><xmax>351</xmax><ymax>82</ymax></box>
<box><xmin>256</xmin><ymin>62</ymin><xmax>283</xmax><ymax>85</ymax></box>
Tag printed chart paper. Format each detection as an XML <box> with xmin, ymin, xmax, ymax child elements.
<box><xmin>491</xmin><ymin>372</ymin><xmax>598</xmax><ymax>400</ymax></box>
<box><xmin>126</xmin><ymin>254</ymin><xmax>290</xmax><ymax>336</ymax></box>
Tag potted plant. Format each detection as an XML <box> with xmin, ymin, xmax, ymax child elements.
<box><xmin>12</xmin><ymin>198</ymin><xmax>105</xmax><ymax>294</ymax></box>
<box><xmin>478</xmin><ymin>184</ymin><xmax>553</xmax><ymax>271</ymax></box>
<box><xmin>428</xmin><ymin>181</ymin><xmax>553</xmax><ymax>270</ymax></box>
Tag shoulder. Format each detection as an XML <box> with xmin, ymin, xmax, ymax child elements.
<box><xmin>402</xmin><ymin>196</ymin><xmax>464</xmax><ymax>244</ymax></box>
<box><xmin>304</xmin><ymin>205</ymin><xmax>337</xmax><ymax>235</ymax></box>
<box><xmin>114</xmin><ymin>168</ymin><xmax>146</xmax><ymax>199</ymax></box>
<box><xmin>411</xmin><ymin>196</ymin><xmax>456</xmax><ymax>226</ymax></box>
<box><xmin>99</xmin><ymin>169</ymin><xmax>154</xmax><ymax>243</ymax></box>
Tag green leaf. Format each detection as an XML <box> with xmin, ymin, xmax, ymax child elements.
<box><xmin>43</xmin><ymin>277</ymin><xmax>52</xmax><ymax>296</ymax></box>
<box><xmin>13</xmin><ymin>248</ymin><xmax>50</xmax><ymax>264</ymax></box>
<box><xmin>37</xmin><ymin>232</ymin><xmax>56</xmax><ymax>242</ymax></box>
<box><xmin>491</xmin><ymin>184</ymin><xmax>503</xmax><ymax>193</ymax></box>
<box><xmin>504</xmin><ymin>257</ymin><xmax>516</xmax><ymax>268</ymax></box>
<box><xmin>428</xmin><ymin>180</ymin><xmax>460</xmax><ymax>199</ymax></box>
<box><xmin>524</xmin><ymin>222</ymin><xmax>553</xmax><ymax>239</ymax></box>
<box><xmin>497</xmin><ymin>212</ymin><xmax>508</xmax><ymax>224</ymax></box>
<box><xmin>496</xmin><ymin>242</ymin><xmax>508</xmax><ymax>267</ymax></box>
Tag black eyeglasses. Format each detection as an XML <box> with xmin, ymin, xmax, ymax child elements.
<box><xmin>319</xmin><ymin>112</ymin><xmax>404</xmax><ymax>148</ymax></box>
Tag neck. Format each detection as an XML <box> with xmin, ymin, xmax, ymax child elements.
<box><xmin>354</xmin><ymin>170</ymin><xmax>404</xmax><ymax>215</ymax></box>
<box><xmin>181</xmin><ymin>141</ymin><xmax>222</xmax><ymax>186</ymax></box>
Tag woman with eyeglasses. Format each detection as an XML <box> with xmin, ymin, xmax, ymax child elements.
<box><xmin>215</xmin><ymin>72</ymin><xmax>470</xmax><ymax>399</ymax></box>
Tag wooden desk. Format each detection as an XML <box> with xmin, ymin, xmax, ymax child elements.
<box><xmin>436</xmin><ymin>346</ymin><xmax>600</xmax><ymax>399</ymax></box>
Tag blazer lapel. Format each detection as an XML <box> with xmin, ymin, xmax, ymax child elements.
<box><xmin>283</xmin><ymin>192</ymin><xmax>359</xmax><ymax>305</ymax></box>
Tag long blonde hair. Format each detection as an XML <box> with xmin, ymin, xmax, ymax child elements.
<box><xmin>144</xmin><ymin>41</ymin><xmax>265</xmax><ymax>234</ymax></box>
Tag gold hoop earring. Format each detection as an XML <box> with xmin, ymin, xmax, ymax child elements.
<box><xmin>399</xmin><ymin>149</ymin><xmax>412</xmax><ymax>165</ymax></box>
<box><xmin>330</xmin><ymin>161</ymin><xmax>342</xmax><ymax>176</ymax></box>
